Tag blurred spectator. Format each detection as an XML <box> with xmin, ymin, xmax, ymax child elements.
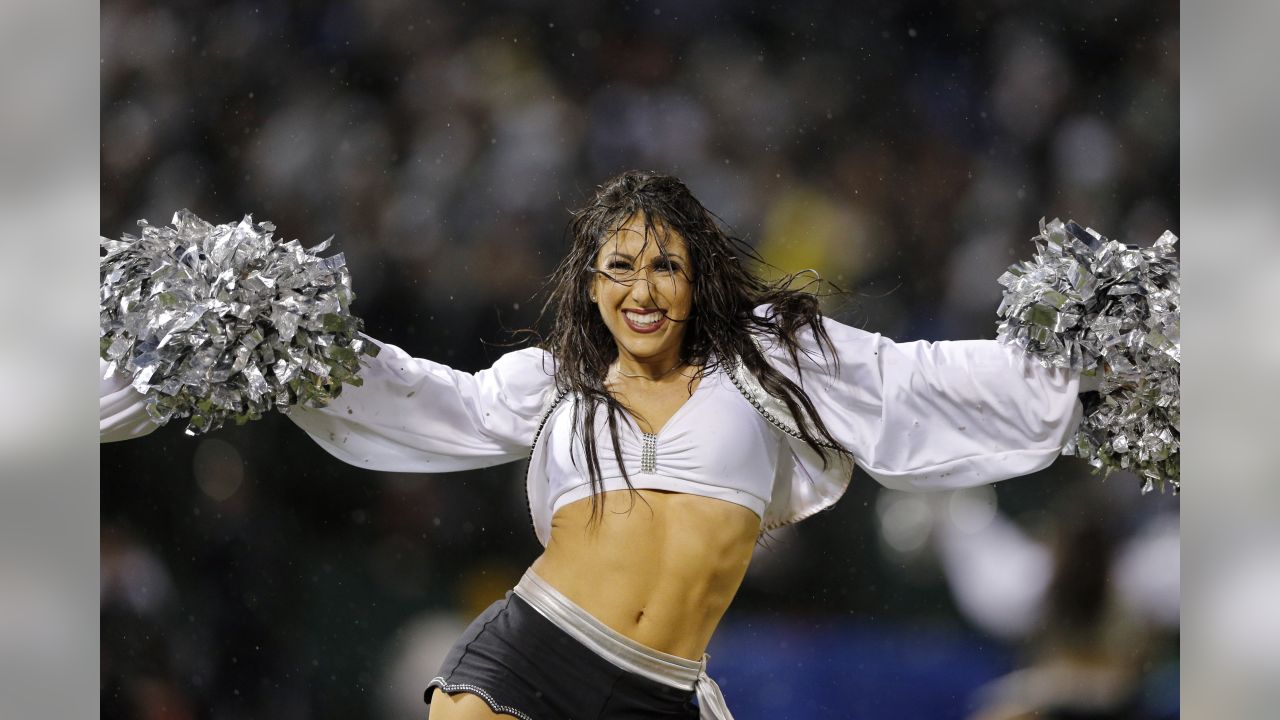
<box><xmin>101</xmin><ymin>524</ymin><xmax>195</xmax><ymax>720</ymax></box>
<box><xmin>918</xmin><ymin>484</ymin><xmax>1179</xmax><ymax>720</ymax></box>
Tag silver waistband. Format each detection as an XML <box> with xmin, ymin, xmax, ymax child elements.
<box><xmin>512</xmin><ymin>568</ymin><xmax>735</xmax><ymax>720</ymax></box>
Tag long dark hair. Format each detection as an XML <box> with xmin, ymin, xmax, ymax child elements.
<box><xmin>537</xmin><ymin>170</ymin><xmax>850</xmax><ymax>527</ymax></box>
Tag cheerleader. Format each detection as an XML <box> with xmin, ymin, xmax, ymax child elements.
<box><xmin>102</xmin><ymin>171</ymin><xmax>1167</xmax><ymax>720</ymax></box>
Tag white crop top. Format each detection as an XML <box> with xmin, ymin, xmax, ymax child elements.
<box><xmin>101</xmin><ymin>306</ymin><xmax>1087</xmax><ymax>548</ymax></box>
<box><xmin>542</xmin><ymin>363</ymin><xmax>782</xmax><ymax>522</ymax></box>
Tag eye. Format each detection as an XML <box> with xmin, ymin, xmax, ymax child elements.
<box><xmin>653</xmin><ymin>259</ymin><xmax>680</xmax><ymax>273</ymax></box>
<box><xmin>605</xmin><ymin>259</ymin><xmax>633</xmax><ymax>271</ymax></box>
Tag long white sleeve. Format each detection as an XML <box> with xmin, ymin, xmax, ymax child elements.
<box><xmin>99</xmin><ymin>337</ymin><xmax>558</xmax><ymax>475</ymax></box>
<box><xmin>100</xmin><ymin>359</ymin><xmax>160</xmax><ymax>443</ymax></box>
<box><xmin>755</xmin><ymin>307</ymin><xmax>1084</xmax><ymax>491</ymax></box>
<box><xmin>286</xmin><ymin>337</ymin><xmax>556</xmax><ymax>472</ymax></box>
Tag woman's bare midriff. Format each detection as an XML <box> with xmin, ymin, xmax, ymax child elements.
<box><xmin>528</xmin><ymin>487</ymin><xmax>761</xmax><ymax>661</ymax></box>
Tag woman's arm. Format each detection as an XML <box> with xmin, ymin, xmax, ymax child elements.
<box><xmin>755</xmin><ymin>306</ymin><xmax>1084</xmax><ymax>491</ymax></box>
<box><xmin>287</xmin><ymin>337</ymin><xmax>554</xmax><ymax>472</ymax></box>
<box><xmin>100</xmin><ymin>336</ymin><xmax>557</xmax><ymax>473</ymax></box>
<box><xmin>100</xmin><ymin>359</ymin><xmax>161</xmax><ymax>443</ymax></box>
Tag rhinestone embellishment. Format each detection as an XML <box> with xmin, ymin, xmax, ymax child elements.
<box><xmin>641</xmin><ymin>432</ymin><xmax>658</xmax><ymax>473</ymax></box>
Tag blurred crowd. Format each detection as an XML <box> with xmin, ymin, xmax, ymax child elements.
<box><xmin>100</xmin><ymin>1</ymin><xmax>1178</xmax><ymax>718</ymax></box>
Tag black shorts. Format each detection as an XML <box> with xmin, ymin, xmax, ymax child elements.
<box><xmin>424</xmin><ymin>591</ymin><xmax>700</xmax><ymax>719</ymax></box>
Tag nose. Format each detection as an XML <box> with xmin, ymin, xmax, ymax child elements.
<box><xmin>628</xmin><ymin>273</ymin><xmax>660</xmax><ymax>306</ymax></box>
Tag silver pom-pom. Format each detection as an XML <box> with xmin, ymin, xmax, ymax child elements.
<box><xmin>100</xmin><ymin>210</ymin><xmax>378</xmax><ymax>435</ymax></box>
<box><xmin>996</xmin><ymin>218</ymin><xmax>1179</xmax><ymax>492</ymax></box>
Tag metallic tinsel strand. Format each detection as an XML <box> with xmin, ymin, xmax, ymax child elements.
<box><xmin>996</xmin><ymin>218</ymin><xmax>1180</xmax><ymax>493</ymax></box>
<box><xmin>100</xmin><ymin>210</ymin><xmax>378</xmax><ymax>435</ymax></box>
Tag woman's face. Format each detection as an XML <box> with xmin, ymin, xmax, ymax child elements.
<box><xmin>590</xmin><ymin>213</ymin><xmax>694</xmax><ymax>367</ymax></box>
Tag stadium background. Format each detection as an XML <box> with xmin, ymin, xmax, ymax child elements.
<box><xmin>100</xmin><ymin>1</ymin><xmax>1179</xmax><ymax>718</ymax></box>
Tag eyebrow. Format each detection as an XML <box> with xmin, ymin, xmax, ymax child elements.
<box><xmin>603</xmin><ymin>251</ymin><xmax>687</xmax><ymax>263</ymax></box>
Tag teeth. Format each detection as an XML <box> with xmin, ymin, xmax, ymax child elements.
<box><xmin>628</xmin><ymin>311</ymin><xmax>663</xmax><ymax>326</ymax></box>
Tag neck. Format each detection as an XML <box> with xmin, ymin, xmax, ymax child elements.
<box><xmin>613</xmin><ymin>347</ymin><xmax>685</xmax><ymax>381</ymax></box>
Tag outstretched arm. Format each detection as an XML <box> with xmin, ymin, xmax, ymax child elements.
<box><xmin>756</xmin><ymin>307</ymin><xmax>1084</xmax><ymax>491</ymax></box>
<box><xmin>100</xmin><ymin>336</ymin><xmax>557</xmax><ymax>473</ymax></box>
<box><xmin>100</xmin><ymin>359</ymin><xmax>161</xmax><ymax>443</ymax></box>
<box><xmin>287</xmin><ymin>337</ymin><xmax>555</xmax><ymax>472</ymax></box>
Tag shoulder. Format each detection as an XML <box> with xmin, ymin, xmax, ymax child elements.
<box><xmin>489</xmin><ymin>346</ymin><xmax>555</xmax><ymax>379</ymax></box>
<box><xmin>750</xmin><ymin>303</ymin><xmax>776</xmax><ymax>321</ymax></box>
<box><xmin>482</xmin><ymin>347</ymin><xmax>558</xmax><ymax>412</ymax></box>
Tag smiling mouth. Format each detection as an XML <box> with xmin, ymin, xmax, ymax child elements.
<box><xmin>622</xmin><ymin>309</ymin><xmax>667</xmax><ymax>333</ymax></box>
